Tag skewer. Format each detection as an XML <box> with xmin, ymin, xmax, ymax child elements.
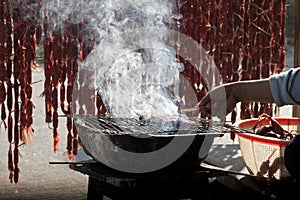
<box><xmin>179</xmin><ymin>106</ymin><xmax>209</xmax><ymax>113</ymax></box>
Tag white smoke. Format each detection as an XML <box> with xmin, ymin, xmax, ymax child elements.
<box><xmin>45</xmin><ymin>0</ymin><xmax>185</xmax><ymax>119</ymax></box>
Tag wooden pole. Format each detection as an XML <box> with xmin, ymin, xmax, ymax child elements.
<box><xmin>293</xmin><ymin>0</ymin><xmax>300</xmax><ymax>117</ymax></box>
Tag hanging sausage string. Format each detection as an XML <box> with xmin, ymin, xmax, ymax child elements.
<box><xmin>0</xmin><ymin>0</ymin><xmax>287</xmax><ymax>185</ymax></box>
<box><xmin>0</xmin><ymin>0</ymin><xmax>41</xmax><ymax>184</ymax></box>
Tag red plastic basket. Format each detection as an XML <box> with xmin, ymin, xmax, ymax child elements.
<box><xmin>236</xmin><ymin>117</ymin><xmax>300</xmax><ymax>181</ymax></box>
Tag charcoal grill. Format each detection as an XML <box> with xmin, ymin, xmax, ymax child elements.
<box><xmin>69</xmin><ymin>115</ymin><xmax>267</xmax><ymax>199</ymax></box>
<box><xmin>73</xmin><ymin>114</ymin><xmax>238</xmax><ymax>174</ymax></box>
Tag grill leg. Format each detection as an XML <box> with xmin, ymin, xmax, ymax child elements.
<box><xmin>87</xmin><ymin>177</ymin><xmax>103</xmax><ymax>200</ymax></box>
<box><xmin>190</xmin><ymin>178</ymin><xmax>209</xmax><ymax>200</ymax></box>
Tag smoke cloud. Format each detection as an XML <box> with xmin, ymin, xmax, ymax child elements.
<box><xmin>44</xmin><ymin>0</ymin><xmax>187</xmax><ymax>120</ymax></box>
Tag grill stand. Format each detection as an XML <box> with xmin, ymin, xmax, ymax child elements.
<box><xmin>68</xmin><ymin>160</ymin><xmax>300</xmax><ymax>200</ymax></box>
<box><xmin>69</xmin><ymin>162</ymin><xmax>224</xmax><ymax>200</ymax></box>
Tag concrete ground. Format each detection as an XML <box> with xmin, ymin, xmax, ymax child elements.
<box><xmin>0</xmin><ymin>68</ymin><xmax>88</xmax><ymax>200</ymax></box>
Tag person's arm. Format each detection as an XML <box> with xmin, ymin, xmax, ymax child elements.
<box><xmin>198</xmin><ymin>78</ymin><xmax>275</xmax><ymax>117</ymax></box>
<box><xmin>198</xmin><ymin>67</ymin><xmax>300</xmax><ymax>118</ymax></box>
<box><xmin>233</xmin><ymin>79</ymin><xmax>275</xmax><ymax>103</ymax></box>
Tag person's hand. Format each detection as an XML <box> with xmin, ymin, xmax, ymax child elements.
<box><xmin>198</xmin><ymin>82</ymin><xmax>238</xmax><ymax>120</ymax></box>
<box><xmin>197</xmin><ymin>78</ymin><xmax>275</xmax><ymax>120</ymax></box>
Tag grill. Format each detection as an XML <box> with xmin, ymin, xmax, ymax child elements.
<box><xmin>76</xmin><ymin>114</ymin><xmax>234</xmax><ymax>136</ymax></box>
<box><xmin>74</xmin><ymin>114</ymin><xmax>248</xmax><ymax>174</ymax></box>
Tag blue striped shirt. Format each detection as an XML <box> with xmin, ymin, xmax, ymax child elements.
<box><xmin>270</xmin><ymin>68</ymin><xmax>300</xmax><ymax>106</ymax></box>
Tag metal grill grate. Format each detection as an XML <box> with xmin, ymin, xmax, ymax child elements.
<box><xmin>74</xmin><ymin>114</ymin><xmax>253</xmax><ymax>136</ymax></box>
